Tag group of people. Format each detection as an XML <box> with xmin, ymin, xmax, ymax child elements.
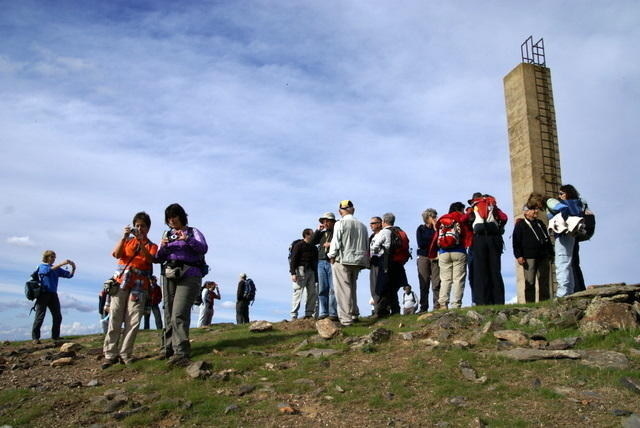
<box><xmin>29</xmin><ymin>185</ymin><xmax>591</xmax><ymax>365</ymax></box>
<box><xmin>30</xmin><ymin>203</ymin><xmax>209</xmax><ymax>368</ymax></box>
<box><xmin>288</xmin><ymin>186</ymin><xmax>591</xmax><ymax>326</ymax></box>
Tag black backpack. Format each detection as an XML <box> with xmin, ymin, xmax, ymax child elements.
<box><xmin>243</xmin><ymin>278</ymin><xmax>256</xmax><ymax>302</ymax></box>
<box><xmin>25</xmin><ymin>269</ymin><xmax>42</xmax><ymax>301</ymax></box>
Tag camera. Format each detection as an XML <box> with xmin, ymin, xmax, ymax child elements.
<box><xmin>129</xmin><ymin>228</ymin><xmax>139</xmax><ymax>237</ymax></box>
<box><xmin>165</xmin><ymin>230</ymin><xmax>179</xmax><ymax>242</ymax></box>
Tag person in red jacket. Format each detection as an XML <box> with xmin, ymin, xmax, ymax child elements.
<box><xmin>469</xmin><ymin>194</ymin><xmax>508</xmax><ymax>305</ymax></box>
<box><xmin>432</xmin><ymin>202</ymin><xmax>472</xmax><ymax>309</ymax></box>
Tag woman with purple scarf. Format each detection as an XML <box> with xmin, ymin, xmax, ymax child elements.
<box><xmin>156</xmin><ymin>203</ymin><xmax>208</xmax><ymax>366</ymax></box>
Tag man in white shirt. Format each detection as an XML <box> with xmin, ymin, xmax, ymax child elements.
<box><xmin>327</xmin><ymin>200</ymin><xmax>369</xmax><ymax>326</ymax></box>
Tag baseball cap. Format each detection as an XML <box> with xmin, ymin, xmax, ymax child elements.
<box><xmin>339</xmin><ymin>200</ymin><xmax>354</xmax><ymax>209</ymax></box>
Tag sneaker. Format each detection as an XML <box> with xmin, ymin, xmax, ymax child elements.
<box><xmin>167</xmin><ymin>355</ymin><xmax>191</xmax><ymax>367</ymax></box>
<box><xmin>101</xmin><ymin>358</ymin><xmax>118</xmax><ymax>370</ymax></box>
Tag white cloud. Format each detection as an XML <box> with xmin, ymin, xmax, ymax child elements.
<box><xmin>1</xmin><ymin>1</ymin><xmax>639</xmax><ymax>340</ymax></box>
<box><xmin>6</xmin><ymin>236</ymin><xmax>36</xmax><ymax>247</ymax></box>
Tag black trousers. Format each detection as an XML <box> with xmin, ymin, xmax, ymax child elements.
<box><xmin>236</xmin><ymin>300</ymin><xmax>250</xmax><ymax>324</ymax></box>
<box><xmin>572</xmin><ymin>242</ymin><xmax>586</xmax><ymax>293</ymax></box>
<box><xmin>32</xmin><ymin>292</ymin><xmax>62</xmax><ymax>340</ymax></box>
<box><xmin>374</xmin><ymin>261</ymin><xmax>408</xmax><ymax>316</ymax></box>
<box><xmin>471</xmin><ymin>234</ymin><xmax>505</xmax><ymax>305</ymax></box>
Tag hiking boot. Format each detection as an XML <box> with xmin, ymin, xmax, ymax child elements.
<box><xmin>167</xmin><ymin>355</ymin><xmax>191</xmax><ymax>367</ymax></box>
<box><xmin>328</xmin><ymin>316</ymin><xmax>339</xmax><ymax>321</ymax></box>
<box><xmin>32</xmin><ymin>339</ymin><xmax>41</xmax><ymax>345</ymax></box>
<box><xmin>101</xmin><ymin>358</ymin><xmax>118</xmax><ymax>370</ymax></box>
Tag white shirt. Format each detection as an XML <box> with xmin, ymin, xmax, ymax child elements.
<box><xmin>370</xmin><ymin>226</ymin><xmax>392</xmax><ymax>256</ymax></box>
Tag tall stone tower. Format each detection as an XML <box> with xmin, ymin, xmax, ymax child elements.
<box><xmin>503</xmin><ymin>37</ymin><xmax>562</xmax><ymax>302</ymax></box>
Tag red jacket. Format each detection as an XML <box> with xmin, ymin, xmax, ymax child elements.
<box><xmin>428</xmin><ymin>211</ymin><xmax>472</xmax><ymax>257</ymax></box>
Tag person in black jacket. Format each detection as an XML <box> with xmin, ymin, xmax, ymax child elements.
<box><xmin>512</xmin><ymin>203</ymin><xmax>553</xmax><ymax>302</ymax></box>
<box><xmin>290</xmin><ymin>228</ymin><xmax>319</xmax><ymax>319</ymax></box>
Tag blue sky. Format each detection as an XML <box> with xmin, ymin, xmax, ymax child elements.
<box><xmin>1</xmin><ymin>1</ymin><xmax>639</xmax><ymax>341</ymax></box>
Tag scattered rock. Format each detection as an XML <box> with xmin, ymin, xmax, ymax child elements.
<box><xmin>103</xmin><ymin>388</ymin><xmax>126</xmax><ymax>399</ymax></box>
<box><xmin>547</xmin><ymin>337</ymin><xmax>580</xmax><ymax>350</ymax></box>
<box><xmin>466</xmin><ymin>310</ymin><xmax>484</xmax><ymax>322</ymax></box>
<box><xmin>497</xmin><ymin>348</ymin><xmax>581</xmax><ymax>361</ymax></box>
<box><xmin>532</xmin><ymin>378</ymin><xmax>542</xmax><ymax>388</ymax></box>
<box><xmin>59</xmin><ymin>343</ymin><xmax>82</xmax><ymax>353</ymax></box>
<box><xmin>493</xmin><ymin>330</ymin><xmax>529</xmax><ymax>346</ymax></box>
<box><xmin>51</xmin><ymin>351</ymin><xmax>76</xmax><ymax>360</ymax></box>
<box><xmin>551</xmin><ymin>308</ymin><xmax>582</xmax><ymax>329</ymax></box>
<box><xmin>420</xmin><ymin>338</ymin><xmax>441</xmax><ymax>347</ymax></box>
<box><xmin>567</xmin><ymin>283</ymin><xmax>640</xmax><ymax>300</ymax></box>
<box><xmin>481</xmin><ymin>321</ymin><xmax>497</xmax><ymax>334</ymax></box>
<box><xmin>623</xmin><ymin>413</ymin><xmax>640</xmax><ymax>428</ymax></box>
<box><xmin>277</xmin><ymin>403</ymin><xmax>298</xmax><ymax>414</ymax></box>
<box><xmin>348</xmin><ymin>328</ymin><xmax>392</xmax><ymax>350</ymax></box>
<box><xmin>296</xmin><ymin>348</ymin><xmax>340</xmax><ymax>358</ymax></box>
<box><xmin>447</xmin><ymin>396</ymin><xmax>466</xmax><ymax>406</ymax></box>
<box><xmin>579</xmin><ymin>299</ymin><xmax>639</xmax><ymax>335</ymax></box>
<box><xmin>237</xmin><ymin>384</ymin><xmax>256</xmax><ymax>396</ymax></box>
<box><xmin>293</xmin><ymin>339</ymin><xmax>309</xmax><ymax>352</ymax></box>
<box><xmin>400</xmin><ymin>332</ymin><xmax>414</xmax><ymax>341</ymax></box>
<box><xmin>112</xmin><ymin>406</ymin><xmax>148</xmax><ymax>420</ymax></box>
<box><xmin>620</xmin><ymin>377</ymin><xmax>640</xmax><ymax>395</ymax></box>
<box><xmin>224</xmin><ymin>404</ymin><xmax>239</xmax><ymax>414</ymax></box>
<box><xmin>316</xmin><ymin>319</ymin><xmax>340</xmax><ymax>339</ymax></box>
<box><xmin>186</xmin><ymin>360</ymin><xmax>211</xmax><ymax>379</ymax></box>
<box><xmin>458</xmin><ymin>360</ymin><xmax>487</xmax><ymax>384</ymax></box>
<box><xmin>293</xmin><ymin>378</ymin><xmax>315</xmax><ymax>386</ymax></box>
<box><xmin>50</xmin><ymin>357</ymin><xmax>74</xmax><ymax>367</ymax></box>
<box><xmin>86</xmin><ymin>379</ymin><xmax>100</xmax><ymax>387</ymax></box>
<box><xmin>578</xmin><ymin>350</ymin><xmax>630</xmax><ymax>369</ymax></box>
<box><xmin>611</xmin><ymin>409</ymin><xmax>633</xmax><ymax>417</ymax></box>
<box><xmin>495</xmin><ymin>312</ymin><xmax>508</xmax><ymax>323</ymax></box>
<box><xmin>249</xmin><ymin>321</ymin><xmax>273</xmax><ymax>332</ymax></box>
<box><xmin>452</xmin><ymin>340</ymin><xmax>470</xmax><ymax>349</ymax></box>
<box><xmin>335</xmin><ymin>385</ymin><xmax>345</xmax><ymax>393</ymax></box>
<box><xmin>472</xmin><ymin>417</ymin><xmax>488</xmax><ymax>427</ymax></box>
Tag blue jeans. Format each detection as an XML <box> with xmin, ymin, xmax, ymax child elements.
<box><xmin>317</xmin><ymin>260</ymin><xmax>337</xmax><ymax>317</ymax></box>
<box><xmin>555</xmin><ymin>234</ymin><xmax>575</xmax><ymax>297</ymax></box>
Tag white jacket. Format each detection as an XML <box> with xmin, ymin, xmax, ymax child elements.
<box><xmin>327</xmin><ymin>214</ymin><xmax>370</xmax><ymax>268</ymax></box>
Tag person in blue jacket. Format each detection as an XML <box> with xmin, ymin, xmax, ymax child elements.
<box><xmin>32</xmin><ymin>250</ymin><xmax>76</xmax><ymax>344</ymax></box>
<box><xmin>546</xmin><ymin>184</ymin><xmax>585</xmax><ymax>297</ymax></box>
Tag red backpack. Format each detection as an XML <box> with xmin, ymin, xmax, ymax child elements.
<box><xmin>437</xmin><ymin>216</ymin><xmax>461</xmax><ymax>249</ymax></box>
<box><xmin>149</xmin><ymin>283</ymin><xmax>162</xmax><ymax>306</ymax></box>
<box><xmin>471</xmin><ymin>196</ymin><xmax>504</xmax><ymax>234</ymax></box>
<box><xmin>389</xmin><ymin>226</ymin><xmax>411</xmax><ymax>265</ymax></box>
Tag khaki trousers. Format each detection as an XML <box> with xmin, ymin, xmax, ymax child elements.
<box><xmin>103</xmin><ymin>287</ymin><xmax>146</xmax><ymax>362</ymax></box>
<box><xmin>332</xmin><ymin>262</ymin><xmax>361</xmax><ymax>325</ymax></box>
<box><xmin>438</xmin><ymin>252</ymin><xmax>467</xmax><ymax>308</ymax></box>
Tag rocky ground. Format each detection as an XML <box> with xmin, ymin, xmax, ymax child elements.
<box><xmin>1</xmin><ymin>283</ymin><xmax>639</xmax><ymax>427</ymax></box>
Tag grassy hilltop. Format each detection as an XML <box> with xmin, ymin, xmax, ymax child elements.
<box><xmin>1</xmin><ymin>297</ymin><xmax>639</xmax><ymax>427</ymax></box>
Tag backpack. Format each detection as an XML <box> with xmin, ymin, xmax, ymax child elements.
<box><xmin>149</xmin><ymin>283</ymin><xmax>162</xmax><ymax>306</ymax></box>
<box><xmin>243</xmin><ymin>278</ymin><xmax>256</xmax><ymax>302</ymax></box>
<box><xmin>388</xmin><ymin>226</ymin><xmax>411</xmax><ymax>265</ymax></box>
<box><xmin>437</xmin><ymin>216</ymin><xmax>462</xmax><ymax>249</ymax></box>
<box><xmin>471</xmin><ymin>196</ymin><xmax>501</xmax><ymax>234</ymax></box>
<box><xmin>193</xmin><ymin>286</ymin><xmax>204</xmax><ymax>306</ymax></box>
<box><xmin>25</xmin><ymin>269</ymin><xmax>42</xmax><ymax>301</ymax></box>
<box><xmin>577</xmin><ymin>206</ymin><xmax>596</xmax><ymax>242</ymax></box>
